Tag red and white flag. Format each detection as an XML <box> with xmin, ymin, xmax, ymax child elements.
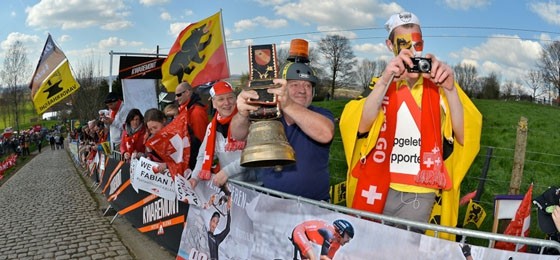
<box><xmin>144</xmin><ymin>111</ymin><xmax>191</xmax><ymax>178</ymax></box>
<box><xmin>494</xmin><ymin>183</ymin><xmax>533</xmax><ymax>252</ymax></box>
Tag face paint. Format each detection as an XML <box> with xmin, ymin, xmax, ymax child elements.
<box><xmin>392</xmin><ymin>32</ymin><xmax>424</xmax><ymax>56</ymax></box>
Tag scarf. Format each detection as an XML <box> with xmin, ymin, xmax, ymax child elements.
<box><xmin>389</xmin><ymin>80</ymin><xmax>451</xmax><ymax>189</ymax></box>
<box><xmin>350</xmin><ymin>80</ymin><xmax>450</xmax><ymax>213</ymax></box>
<box><xmin>199</xmin><ymin>107</ymin><xmax>245</xmax><ymax>180</ymax></box>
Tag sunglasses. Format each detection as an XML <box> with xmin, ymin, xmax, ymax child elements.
<box><xmin>175</xmin><ymin>90</ymin><xmax>187</xmax><ymax>97</ymax></box>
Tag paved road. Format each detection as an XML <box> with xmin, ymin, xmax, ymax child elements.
<box><xmin>0</xmin><ymin>146</ymin><xmax>173</xmax><ymax>259</ymax></box>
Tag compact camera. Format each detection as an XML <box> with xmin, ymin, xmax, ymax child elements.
<box><xmin>406</xmin><ymin>57</ymin><xmax>432</xmax><ymax>73</ymax></box>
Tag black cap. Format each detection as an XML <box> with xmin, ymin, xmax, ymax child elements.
<box><xmin>533</xmin><ymin>186</ymin><xmax>560</xmax><ymax>234</ymax></box>
<box><xmin>104</xmin><ymin>92</ymin><xmax>120</xmax><ymax>104</ymax></box>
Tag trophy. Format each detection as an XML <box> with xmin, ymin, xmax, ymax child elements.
<box><xmin>240</xmin><ymin>44</ymin><xmax>295</xmax><ymax>168</ymax></box>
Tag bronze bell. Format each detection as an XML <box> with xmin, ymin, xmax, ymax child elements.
<box><xmin>240</xmin><ymin>120</ymin><xmax>295</xmax><ymax>168</ymax></box>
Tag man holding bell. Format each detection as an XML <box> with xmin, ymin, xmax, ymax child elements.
<box><xmin>230</xmin><ymin>39</ymin><xmax>334</xmax><ymax>202</ymax></box>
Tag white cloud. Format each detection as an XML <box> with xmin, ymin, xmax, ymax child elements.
<box><xmin>98</xmin><ymin>37</ymin><xmax>142</xmax><ymax>49</ymax></box>
<box><xmin>234</xmin><ymin>16</ymin><xmax>288</xmax><ymax>32</ymax></box>
<box><xmin>169</xmin><ymin>22</ymin><xmax>189</xmax><ymax>36</ymax></box>
<box><xmin>529</xmin><ymin>1</ymin><xmax>560</xmax><ymax>26</ymax></box>
<box><xmin>25</xmin><ymin>0</ymin><xmax>132</xmax><ymax>30</ymax></box>
<box><xmin>1</xmin><ymin>32</ymin><xmax>41</xmax><ymax>51</ymax></box>
<box><xmin>59</xmin><ymin>35</ymin><xmax>72</xmax><ymax>43</ymax></box>
<box><xmin>452</xmin><ymin>35</ymin><xmax>543</xmax><ymax>79</ymax></box>
<box><xmin>101</xmin><ymin>20</ymin><xmax>133</xmax><ymax>31</ymax></box>
<box><xmin>274</xmin><ymin>0</ymin><xmax>401</xmax><ymax>29</ymax></box>
<box><xmin>139</xmin><ymin>0</ymin><xmax>170</xmax><ymax>6</ymax></box>
<box><xmin>227</xmin><ymin>39</ymin><xmax>254</xmax><ymax>49</ymax></box>
<box><xmin>354</xmin><ymin>42</ymin><xmax>387</xmax><ymax>53</ymax></box>
<box><xmin>316</xmin><ymin>25</ymin><xmax>357</xmax><ymax>39</ymax></box>
<box><xmin>443</xmin><ymin>0</ymin><xmax>490</xmax><ymax>10</ymax></box>
<box><xmin>161</xmin><ymin>11</ymin><xmax>172</xmax><ymax>21</ymax></box>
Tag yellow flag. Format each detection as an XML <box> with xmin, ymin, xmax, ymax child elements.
<box><xmin>33</xmin><ymin>60</ymin><xmax>80</xmax><ymax>114</ymax></box>
<box><xmin>463</xmin><ymin>199</ymin><xmax>487</xmax><ymax>228</ymax></box>
<box><xmin>30</xmin><ymin>34</ymin><xmax>80</xmax><ymax>114</ymax></box>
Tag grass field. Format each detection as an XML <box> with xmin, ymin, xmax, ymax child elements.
<box><xmin>314</xmin><ymin>98</ymin><xmax>560</xmax><ymax>242</ymax></box>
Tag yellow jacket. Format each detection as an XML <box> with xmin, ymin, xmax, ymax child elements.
<box><xmin>340</xmin><ymin>82</ymin><xmax>482</xmax><ymax>240</ymax></box>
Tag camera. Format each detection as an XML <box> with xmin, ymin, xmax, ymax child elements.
<box><xmin>406</xmin><ymin>57</ymin><xmax>432</xmax><ymax>73</ymax></box>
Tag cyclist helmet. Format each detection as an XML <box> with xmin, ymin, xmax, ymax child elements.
<box><xmin>333</xmin><ymin>219</ymin><xmax>354</xmax><ymax>238</ymax></box>
<box><xmin>281</xmin><ymin>62</ymin><xmax>318</xmax><ymax>86</ymax></box>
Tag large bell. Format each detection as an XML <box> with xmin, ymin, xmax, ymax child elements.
<box><xmin>240</xmin><ymin>120</ymin><xmax>295</xmax><ymax>168</ymax></box>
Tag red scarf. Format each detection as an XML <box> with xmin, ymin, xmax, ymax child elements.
<box><xmin>198</xmin><ymin>107</ymin><xmax>245</xmax><ymax>180</ymax></box>
<box><xmin>351</xmin><ymin>80</ymin><xmax>450</xmax><ymax>214</ymax></box>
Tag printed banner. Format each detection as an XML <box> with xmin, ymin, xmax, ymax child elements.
<box><xmin>177</xmin><ymin>178</ymin><xmax>557</xmax><ymax>260</ymax></box>
<box><xmin>131</xmin><ymin>157</ymin><xmax>176</xmax><ymax>201</ymax></box>
<box><xmin>161</xmin><ymin>11</ymin><xmax>229</xmax><ymax>91</ymax></box>
<box><xmin>119</xmin><ymin>56</ymin><xmax>164</xmax><ymax>79</ymax></box>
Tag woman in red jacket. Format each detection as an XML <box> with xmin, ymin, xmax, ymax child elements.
<box><xmin>120</xmin><ymin>108</ymin><xmax>147</xmax><ymax>162</ymax></box>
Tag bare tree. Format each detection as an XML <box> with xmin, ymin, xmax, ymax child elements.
<box><xmin>523</xmin><ymin>70</ymin><xmax>544</xmax><ymax>101</ymax></box>
<box><xmin>355</xmin><ymin>59</ymin><xmax>377</xmax><ymax>91</ymax></box>
<box><xmin>0</xmin><ymin>41</ymin><xmax>30</xmax><ymax>133</ymax></box>
<box><xmin>536</xmin><ymin>41</ymin><xmax>560</xmax><ymax>94</ymax></box>
<box><xmin>317</xmin><ymin>35</ymin><xmax>355</xmax><ymax>99</ymax></box>
<box><xmin>501</xmin><ymin>80</ymin><xmax>515</xmax><ymax>100</ymax></box>
<box><xmin>453</xmin><ymin>63</ymin><xmax>478</xmax><ymax>97</ymax></box>
<box><xmin>70</xmin><ymin>57</ymin><xmax>105</xmax><ymax>122</ymax></box>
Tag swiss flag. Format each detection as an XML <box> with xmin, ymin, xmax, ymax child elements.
<box><xmin>145</xmin><ymin>110</ymin><xmax>191</xmax><ymax>178</ymax></box>
<box><xmin>495</xmin><ymin>184</ymin><xmax>533</xmax><ymax>252</ymax></box>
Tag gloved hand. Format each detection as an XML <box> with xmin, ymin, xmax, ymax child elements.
<box><xmin>461</xmin><ymin>244</ymin><xmax>471</xmax><ymax>257</ymax></box>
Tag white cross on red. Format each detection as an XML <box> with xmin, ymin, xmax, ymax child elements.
<box><xmin>362</xmin><ymin>185</ymin><xmax>383</xmax><ymax>205</ymax></box>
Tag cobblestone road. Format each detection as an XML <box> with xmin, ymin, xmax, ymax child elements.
<box><xmin>0</xmin><ymin>148</ymin><xmax>133</xmax><ymax>259</ymax></box>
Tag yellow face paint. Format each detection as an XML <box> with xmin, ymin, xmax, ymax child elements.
<box><xmin>392</xmin><ymin>32</ymin><xmax>423</xmax><ymax>56</ymax></box>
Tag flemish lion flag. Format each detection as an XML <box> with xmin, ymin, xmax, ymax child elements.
<box><xmin>161</xmin><ymin>11</ymin><xmax>229</xmax><ymax>92</ymax></box>
<box><xmin>463</xmin><ymin>199</ymin><xmax>486</xmax><ymax>228</ymax></box>
<box><xmin>29</xmin><ymin>34</ymin><xmax>80</xmax><ymax>114</ymax></box>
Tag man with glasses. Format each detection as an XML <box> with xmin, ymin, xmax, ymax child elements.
<box><xmin>175</xmin><ymin>82</ymin><xmax>209</xmax><ymax>170</ymax></box>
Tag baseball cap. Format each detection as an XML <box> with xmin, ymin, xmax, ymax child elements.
<box><xmin>533</xmin><ymin>186</ymin><xmax>560</xmax><ymax>234</ymax></box>
<box><xmin>209</xmin><ymin>81</ymin><xmax>233</xmax><ymax>98</ymax></box>
<box><xmin>385</xmin><ymin>12</ymin><xmax>421</xmax><ymax>35</ymax></box>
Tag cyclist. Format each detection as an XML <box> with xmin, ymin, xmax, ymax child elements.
<box><xmin>291</xmin><ymin>219</ymin><xmax>354</xmax><ymax>260</ymax></box>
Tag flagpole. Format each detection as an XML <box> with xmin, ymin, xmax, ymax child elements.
<box><xmin>109</xmin><ymin>50</ymin><xmax>114</xmax><ymax>92</ymax></box>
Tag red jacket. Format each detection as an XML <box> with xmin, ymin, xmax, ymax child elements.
<box><xmin>120</xmin><ymin>126</ymin><xmax>147</xmax><ymax>155</ymax></box>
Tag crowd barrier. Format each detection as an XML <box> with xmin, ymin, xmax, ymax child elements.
<box><xmin>67</xmin><ymin>140</ymin><xmax>560</xmax><ymax>259</ymax></box>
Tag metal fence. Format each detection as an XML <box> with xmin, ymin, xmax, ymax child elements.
<box><xmin>103</xmin><ymin>148</ymin><xmax>560</xmax><ymax>255</ymax></box>
<box><xmin>229</xmin><ymin>179</ymin><xmax>560</xmax><ymax>255</ymax></box>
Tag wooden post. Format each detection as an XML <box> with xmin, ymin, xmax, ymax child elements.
<box><xmin>509</xmin><ymin>117</ymin><xmax>528</xmax><ymax>195</ymax></box>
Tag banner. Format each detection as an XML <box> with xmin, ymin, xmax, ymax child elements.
<box><xmin>131</xmin><ymin>157</ymin><xmax>176</xmax><ymax>201</ymax></box>
<box><xmin>121</xmin><ymin>79</ymin><xmax>158</xmax><ymax>116</ymax></box>
<box><xmin>29</xmin><ymin>34</ymin><xmax>80</xmax><ymax>114</ymax></box>
<box><xmin>177</xmin><ymin>178</ymin><xmax>553</xmax><ymax>260</ymax></box>
<box><xmin>161</xmin><ymin>11</ymin><xmax>229</xmax><ymax>91</ymax></box>
<box><xmin>70</xmin><ymin>156</ymin><xmax>558</xmax><ymax>259</ymax></box>
<box><xmin>119</xmin><ymin>56</ymin><xmax>164</xmax><ymax>79</ymax></box>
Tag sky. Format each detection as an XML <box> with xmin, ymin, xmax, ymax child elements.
<box><xmin>1</xmin><ymin>0</ymin><xmax>560</xmax><ymax>89</ymax></box>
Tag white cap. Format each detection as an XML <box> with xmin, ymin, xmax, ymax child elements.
<box><xmin>385</xmin><ymin>12</ymin><xmax>420</xmax><ymax>34</ymax></box>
